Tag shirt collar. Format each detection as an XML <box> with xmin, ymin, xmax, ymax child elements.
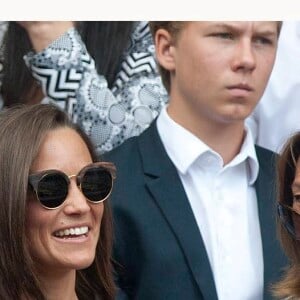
<box><xmin>156</xmin><ymin>106</ymin><xmax>259</xmax><ymax>184</ymax></box>
<box><xmin>234</xmin><ymin>125</ymin><xmax>259</xmax><ymax>185</ymax></box>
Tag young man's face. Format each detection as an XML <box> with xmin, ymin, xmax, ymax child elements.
<box><xmin>158</xmin><ymin>22</ymin><xmax>278</xmax><ymax>126</ymax></box>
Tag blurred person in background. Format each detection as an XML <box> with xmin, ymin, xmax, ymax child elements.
<box><xmin>0</xmin><ymin>21</ymin><xmax>168</xmax><ymax>154</ymax></box>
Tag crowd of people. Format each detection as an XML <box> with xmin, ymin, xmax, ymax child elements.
<box><xmin>0</xmin><ymin>21</ymin><xmax>300</xmax><ymax>299</ymax></box>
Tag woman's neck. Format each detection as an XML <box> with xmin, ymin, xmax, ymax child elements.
<box><xmin>37</xmin><ymin>268</ymin><xmax>78</xmax><ymax>300</ymax></box>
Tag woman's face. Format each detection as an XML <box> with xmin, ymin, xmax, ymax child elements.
<box><xmin>26</xmin><ymin>127</ymin><xmax>104</xmax><ymax>273</ymax></box>
<box><xmin>290</xmin><ymin>158</ymin><xmax>300</xmax><ymax>237</ymax></box>
<box><xmin>292</xmin><ymin>158</ymin><xmax>300</xmax><ymax>213</ymax></box>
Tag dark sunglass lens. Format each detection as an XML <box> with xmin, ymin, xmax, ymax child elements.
<box><xmin>38</xmin><ymin>174</ymin><xmax>68</xmax><ymax>208</ymax></box>
<box><xmin>81</xmin><ymin>167</ymin><xmax>112</xmax><ymax>202</ymax></box>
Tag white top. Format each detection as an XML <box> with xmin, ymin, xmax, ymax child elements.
<box><xmin>246</xmin><ymin>21</ymin><xmax>300</xmax><ymax>153</ymax></box>
<box><xmin>157</xmin><ymin>107</ymin><xmax>263</xmax><ymax>300</ymax></box>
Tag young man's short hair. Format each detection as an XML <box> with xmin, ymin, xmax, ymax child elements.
<box><xmin>149</xmin><ymin>21</ymin><xmax>186</xmax><ymax>93</ymax></box>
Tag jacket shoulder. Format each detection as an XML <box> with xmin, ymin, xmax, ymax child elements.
<box><xmin>255</xmin><ymin>144</ymin><xmax>278</xmax><ymax>168</ymax></box>
<box><xmin>103</xmin><ymin>135</ymin><xmax>140</xmax><ymax>165</ymax></box>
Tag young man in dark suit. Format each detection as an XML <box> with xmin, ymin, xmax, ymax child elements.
<box><xmin>105</xmin><ymin>22</ymin><xmax>286</xmax><ymax>300</ymax></box>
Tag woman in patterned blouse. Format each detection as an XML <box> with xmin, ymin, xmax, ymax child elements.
<box><xmin>0</xmin><ymin>21</ymin><xmax>168</xmax><ymax>154</ymax></box>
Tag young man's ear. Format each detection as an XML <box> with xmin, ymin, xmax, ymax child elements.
<box><xmin>154</xmin><ymin>29</ymin><xmax>176</xmax><ymax>71</ymax></box>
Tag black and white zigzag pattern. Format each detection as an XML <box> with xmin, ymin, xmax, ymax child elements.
<box><xmin>25</xmin><ymin>24</ymin><xmax>168</xmax><ymax>154</ymax></box>
<box><xmin>27</xmin><ymin>27</ymin><xmax>95</xmax><ymax>101</ymax></box>
<box><xmin>31</xmin><ymin>65</ymin><xmax>83</xmax><ymax>101</ymax></box>
<box><xmin>134</xmin><ymin>22</ymin><xmax>151</xmax><ymax>40</ymax></box>
<box><xmin>113</xmin><ymin>22</ymin><xmax>157</xmax><ymax>89</ymax></box>
<box><xmin>114</xmin><ymin>53</ymin><xmax>157</xmax><ymax>88</ymax></box>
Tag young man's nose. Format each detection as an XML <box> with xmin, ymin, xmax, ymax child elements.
<box><xmin>231</xmin><ymin>39</ymin><xmax>256</xmax><ymax>73</ymax></box>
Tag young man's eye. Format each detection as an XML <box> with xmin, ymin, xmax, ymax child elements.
<box><xmin>213</xmin><ymin>32</ymin><xmax>234</xmax><ymax>39</ymax></box>
<box><xmin>293</xmin><ymin>194</ymin><xmax>300</xmax><ymax>202</ymax></box>
<box><xmin>254</xmin><ymin>37</ymin><xmax>273</xmax><ymax>45</ymax></box>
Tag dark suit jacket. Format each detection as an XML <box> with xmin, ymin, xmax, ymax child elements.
<box><xmin>104</xmin><ymin>121</ymin><xmax>287</xmax><ymax>300</ymax></box>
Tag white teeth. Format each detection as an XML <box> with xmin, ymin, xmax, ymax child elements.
<box><xmin>54</xmin><ymin>226</ymin><xmax>89</xmax><ymax>237</ymax></box>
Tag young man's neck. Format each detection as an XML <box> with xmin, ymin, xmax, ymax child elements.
<box><xmin>167</xmin><ymin>106</ymin><xmax>246</xmax><ymax>165</ymax></box>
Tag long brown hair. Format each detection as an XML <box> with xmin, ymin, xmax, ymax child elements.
<box><xmin>273</xmin><ymin>132</ymin><xmax>300</xmax><ymax>298</ymax></box>
<box><xmin>0</xmin><ymin>104</ymin><xmax>115</xmax><ymax>299</ymax></box>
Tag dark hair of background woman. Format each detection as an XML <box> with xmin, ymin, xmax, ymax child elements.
<box><xmin>0</xmin><ymin>104</ymin><xmax>115</xmax><ymax>299</ymax></box>
<box><xmin>0</xmin><ymin>21</ymin><xmax>133</xmax><ymax>106</ymax></box>
<box><xmin>272</xmin><ymin>132</ymin><xmax>300</xmax><ymax>298</ymax></box>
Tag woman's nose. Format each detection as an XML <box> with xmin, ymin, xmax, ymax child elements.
<box><xmin>62</xmin><ymin>180</ymin><xmax>91</xmax><ymax>215</ymax></box>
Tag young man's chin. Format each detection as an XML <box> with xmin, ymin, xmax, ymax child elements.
<box><xmin>217</xmin><ymin>107</ymin><xmax>253</xmax><ymax>124</ymax></box>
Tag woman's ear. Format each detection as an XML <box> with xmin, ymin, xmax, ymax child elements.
<box><xmin>154</xmin><ymin>28</ymin><xmax>176</xmax><ymax>72</ymax></box>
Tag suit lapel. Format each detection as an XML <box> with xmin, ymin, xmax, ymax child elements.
<box><xmin>138</xmin><ymin>122</ymin><xmax>218</xmax><ymax>300</ymax></box>
<box><xmin>255</xmin><ymin>146</ymin><xmax>287</xmax><ymax>299</ymax></box>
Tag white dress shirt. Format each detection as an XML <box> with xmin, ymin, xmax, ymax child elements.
<box><xmin>157</xmin><ymin>107</ymin><xmax>263</xmax><ymax>300</ymax></box>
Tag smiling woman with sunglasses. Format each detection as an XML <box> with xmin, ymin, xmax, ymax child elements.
<box><xmin>0</xmin><ymin>104</ymin><xmax>116</xmax><ymax>300</ymax></box>
<box><xmin>273</xmin><ymin>131</ymin><xmax>300</xmax><ymax>299</ymax></box>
